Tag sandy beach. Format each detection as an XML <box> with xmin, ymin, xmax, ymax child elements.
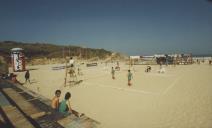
<box><xmin>12</xmin><ymin>62</ymin><xmax>212</xmax><ymax>128</ymax></box>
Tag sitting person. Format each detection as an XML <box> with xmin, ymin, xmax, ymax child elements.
<box><xmin>59</xmin><ymin>92</ymin><xmax>72</xmax><ymax>115</ymax></box>
<box><xmin>59</xmin><ymin>92</ymin><xmax>84</xmax><ymax>117</ymax></box>
<box><xmin>10</xmin><ymin>73</ymin><xmax>22</xmax><ymax>85</ymax></box>
<box><xmin>51</xmin><ymin>90</ymin><xmax>61</xmax><ymax>111</ymax></box>
<box><xmin>145</xmin><ymin>66</ymin><xmax>151</xmax><ymax>72</ymax></box>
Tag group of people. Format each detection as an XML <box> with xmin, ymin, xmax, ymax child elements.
<box><xmin>0</xmin><ymin>70</ymin><xmax>30</xmax><ymax>85</ymax></box>
<box><xmin>111</xmin><ymin>67</ymin><xmax>133</xmax><ymax>86</ymax></box>
<box><xmin>51</xmin><ymin>90</ymin><xmax>83</xmax><ymax>117</ymax></box>
<box><xmin>110</xmin><ymin>63</ymin><xmax>169</xmax><ymax>86</ymax></box>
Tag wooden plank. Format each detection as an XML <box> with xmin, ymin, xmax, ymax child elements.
<box><xmin>26</xmin><ymin>98</ymin><xmax>39</xmax><ymax>102</ymax></box>
<box><xmin>1</xmin><ymin>105</ymin><xmax>16</xmax><ymax>111</ymax></box>
<box><xmin>30</xmin><ymin>111</ymin><xmax>46</xmax><ymax>119</ymax></box>
<box><xmin>81</xmin><ymin>120</ymin><xmax>96</xmax><ymax>128</ymax></box>
<box><xmin>0</xmin><ymin>92</ymin><xmax>11</xmax><ymax>107</ymax></box>
<box><xmin>2</xmin><ymin>88</ymin><xmax>46</xmax><ymax>119</ymax></box>
<box><xmin>57</xmin><ymin>114</ymin><xmax>100</xmax><ymax>128</ymax></box>
<box><xmin>57</xmin><ymin>114</ymin><xmax>76</xmax><ymax>126</ymax></box>
<box><xmin>78</xmin><ymin>116</ymin><xmax>101</xmax><ymax>128</ymax></box>
<box><xmin>78</xmin><ymin>115</ymin><xmax>89</xmax><ymax>123</ymax></box>
<box><xmin>0</xmin><ymin>113</ymin><xmax>6</xmax><ymax>124</ymax></box>
<box><xmin>2</xmin><ymin>105</ymin><xmax>35</xmax><ymax>128</ymax></box>
<box><xmin>17</xmin><ymin>91</ymin><xmax>25</xmax><ymax>94</ymax></box>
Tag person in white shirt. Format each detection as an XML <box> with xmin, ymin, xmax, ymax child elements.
<box><xmin>69</xmin><ymin>57</ymin><xmax>75</xmax><ymax>67</ymax></box>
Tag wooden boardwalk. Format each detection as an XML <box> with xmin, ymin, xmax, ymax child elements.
<box><xmin>0</xmin><ymin>91</ymin><xmax>35</xmax><ymax>128</ymax></box>
<box><xmin>0</xmin><ymin>79</ymin><xmax>101</xmax><ymax>128</ymax></box>
<box><xmin>2</xmin><ymin>105</ymin><xmax>35</xmax><ymax>128</ymax></box>
<box><xmin>2</xmin><ymin>88</ymin><xmax>46</xmax><ymax>119</ymax></box>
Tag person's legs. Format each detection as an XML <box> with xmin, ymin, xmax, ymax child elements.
<box><xmin>26</xmin><ymin>78</ymin><xmax>30</xmax><ymax>84</ymax></box>
<box><xmin>72</xmin><ymin>110</ymin><xmax>81</xmax><ymax>117</ymax></box>
<box><xmin>128</xmin><ymin>80</ymin><xmax>131</xmax><ymax>86</ymax></box>
<box><xmin>66</xmin><ymin>105</ymin><xmax>82</xmax><ymax>117</ymax></box>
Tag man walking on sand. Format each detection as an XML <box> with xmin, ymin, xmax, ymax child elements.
<box><xmin>127</xmin><ymin>70</ymin><xmax>133</xmax><ymax>86</ymax></box>
<box><xmin>25</xmin><ymin>70</ymin><xmax>30</xmax><ymax>84</ymax></box>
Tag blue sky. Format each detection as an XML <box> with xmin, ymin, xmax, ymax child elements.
<box><xmin>0</xmin><ymin>0</ymin><xmax>212</xmax><ymax>55</ymax></box>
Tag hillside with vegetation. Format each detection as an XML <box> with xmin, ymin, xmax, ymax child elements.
<box><xmin>0</xmin><ymin>41</ymin><xmax>112</xmax><ymax>64</ymax></box>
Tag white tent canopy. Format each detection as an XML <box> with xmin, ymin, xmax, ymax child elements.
<box><xmin>154</xmin><ymin>54</ymin><xmax>166</xmax><ymax>58</ymax></box>
<box><xmin>130</xmin><ymin>56</ymin><xmax>141</xmax><ymax>59</ymax></box>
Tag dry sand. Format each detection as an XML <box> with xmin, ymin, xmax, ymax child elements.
<box><xmin>12</xmin><ymin>62</ymin><xmax>212</xmax><ymax>128</ymax></box>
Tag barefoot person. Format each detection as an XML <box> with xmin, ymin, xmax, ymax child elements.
<box><xmin>111</xmin><ymin>67</ymin><xmax>115</xmax><ymax>79</ymax></box>
<box><xmin>127</xmin><ymin>70</ymin><xmax>133</xmax><ymax>86</ymax></box>
<box><xmin>59</xmin><ymin>92</ymin><xmax>72</xmax><ymax>115</ymax></box>
<box><xmin>25</xmin><ymin>70</ymin><xmax>30</xmax><ymax>84</ymax></box>
<box><xmin>59</xmin><ymin>92</ymin><xmax>83</xmax><ymax>117</ymax></box>
<box><xmin>51</xmin><ymin>90</ymin><xmax>61</xmax><ymax>111</ymax></box>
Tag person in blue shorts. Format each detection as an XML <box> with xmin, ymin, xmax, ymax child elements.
<box><xmin>127</xmin><ymin>70</ymin><xmax>133</xmax><ymax>86</ymax></box>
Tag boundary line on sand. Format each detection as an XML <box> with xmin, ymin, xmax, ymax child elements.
<box><xmin>85</xmin><ymin>83</ymin><xmax>161</xmax><ymax>95</ymax></box>
<box><xmin>162</xmin><ymin>77</ymin><xmax>181</xmax><ymax>95</ymax></box>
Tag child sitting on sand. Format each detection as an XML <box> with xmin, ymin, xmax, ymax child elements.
<box><xmin>127</xmin><ymin>70</ymin><xmax>133</xmax><ymax>86</ymax></box>
<box><xmin>51</xmin><ymin>90</ymin><xmax>61</xmax><ymax>111</ymax></box>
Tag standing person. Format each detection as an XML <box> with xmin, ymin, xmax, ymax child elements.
<box><xmin>51</xmin><ymin>90</ymin><xmax>61</xmax><ymax>111</ymax></box>
<box><xmin>77</xmin><ymin>67</ymin><xmax>80</xmax><ymax>75</ymax></box>
<box><xmin>127</xmin><ymin>70</ymin><xmax>133</xmax><ymax>86</ymax></box>
<box><xmin>69</xmin><ymin>57</ymin><xmax>75</xmax><ymax>68</ymax></box>
<box><xmin>111</xmin><ymin>67</ymin><xmax>115</xmax><ymax>79</ymax></box>
<box><xmin>25</xmin><ymin>70</ymin><xmax>30</xmax><ymax>84</ymax></box>
<box><xmin>159</xmin><ymin>61</ymin><xmax>162</xmax><ymax>69</ymax></box>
